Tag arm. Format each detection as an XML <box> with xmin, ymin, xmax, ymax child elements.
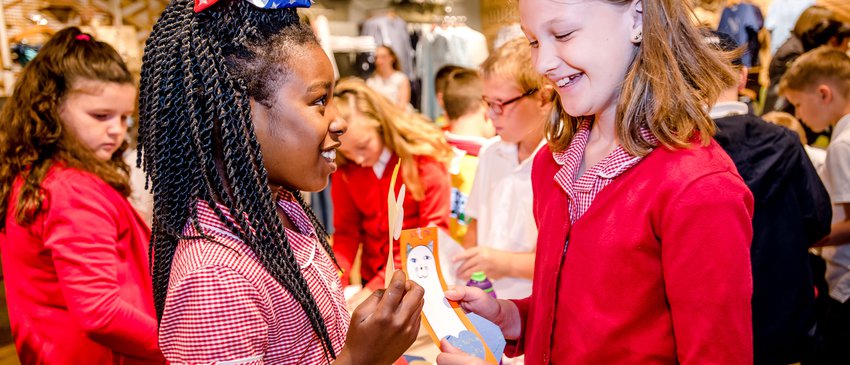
<box><xmin>454</xmin><ymin>248</ymin><xmax>535</xmax><ymax>280</ymax></box>
<box><xmin>660</xmin><ymin>171</ymin><xmax>754</xmax><ymax>364</ymax></box>
<box><xmin>396</xmin><ymin>75</ymin><xmax>411</xmax><ymax>109</ymax></box>
<box><xmin>819</xmin><ymin>141</ymin><xmax>850</xmax><ymax>247</ymax></box>
<box><xmin>43</xmin><ymin>178</ymin><xmax>161</xmax><ymax>360</ymax></box>
<box><xmin>331</xmin><ymin>172</ymin><xmax>364</xmax><ymax>285</ymax></box>
<box><xmin>820</xmin><ymin>204</ymin><xmax>850</xmax><ymax>247</ymax></box>
<box><xmin>158</xmin><ymin>265</ymin><xmax>268</xmax><ymax>363</ymax></box>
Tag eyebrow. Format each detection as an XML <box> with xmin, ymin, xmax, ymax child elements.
<box><xmin>307</xmin><ymin>81</ymin><xmax>333</xmax><ymax>93</ymax></box>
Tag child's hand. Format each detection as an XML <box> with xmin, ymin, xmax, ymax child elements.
<box><xmin>444</xmin><ymin>286</ymin><xmax>521</xmax><ymax>340</ymax></box>
<box><xmin>336</xmin><ymin>270</ymin><xmax>424</xmax><ymax>364</ymax></box>
<box><xmin>436</xmin><ymin>338</ymin><xmax>490</xmax><ymax>365</ymax></box>
<box><xmin>453</xmin><ymin>247</ymin><xmax>507</xmax><ymax>280</ymax></box>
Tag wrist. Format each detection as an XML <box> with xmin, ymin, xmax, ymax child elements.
<box><xmin>496</xmin><ymin>299</ymin><xmax>522</xmax><ymax>340</ymax></box>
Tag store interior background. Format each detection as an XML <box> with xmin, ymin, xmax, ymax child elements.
<box><xmin>0</xmin><ymin>0</ymin><xmax>844</xmax><ymax>363</ymax></box>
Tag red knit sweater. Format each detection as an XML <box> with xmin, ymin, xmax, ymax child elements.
<box><xmin>509</xmin><ymin>141</ymin><xmax>755</xmax><ymax>364</ymax></box>
<box><xmin>332</xmin><ymin>154</ymin><xmax>450</xmax><ymax>290</ymax></box>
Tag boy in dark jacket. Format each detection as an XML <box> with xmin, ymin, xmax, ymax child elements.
<box><xmin>708</xmin><ymin>30</ymin><xmax>833</xmax><ymax>365</ymax></box>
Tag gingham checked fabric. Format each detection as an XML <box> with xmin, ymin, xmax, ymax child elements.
<box><xmin>159</xmin><ymin>190</ymin><xmax>349</xmax><ymax>364</ymax></box>
<box><xmin>553</xmin><ymin>119</ymin><xmax>658</xmax><ymax>224</ymax></box>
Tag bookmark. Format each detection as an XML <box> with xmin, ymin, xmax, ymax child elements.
<box><xmin>385</xmin><ymin>162</ymin><xmax>405</xmax><ymax>288</ymax></box>
<box><xmin>401</xmin><ymin>227</ymin><xmax>500</xmax><ymax>363</ymax></box>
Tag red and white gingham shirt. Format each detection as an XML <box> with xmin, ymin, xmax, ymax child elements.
<box><xmin>553</xmin><ymin>119</ymin><xmax>658</xmax><ymax>223</ymax></box>
<box><xmin>159</xmin><ymin>191</ymin><xmax>349</xmax><ymax>364</ymax></box>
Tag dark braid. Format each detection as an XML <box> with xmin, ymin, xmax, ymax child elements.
<box><xmin>139</xmin><ymin>0</ymin><xmax>337</xmax><ymax>360</ymax></box>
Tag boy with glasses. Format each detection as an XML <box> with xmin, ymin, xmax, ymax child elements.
<box><xmin>453</xmin><ymin>38</ymin><xmax>554</xmax><ymax>315</ymax></box>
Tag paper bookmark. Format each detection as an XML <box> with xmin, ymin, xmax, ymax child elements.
<box><xmin>386</xmin><ymin>162</ymin><xmax>405</xmax><ymax>288</ymax></box>
<box><xmin>401</xmin><ymin>227</ymin><xmax>500</xmax><ymax>364</ymax></box>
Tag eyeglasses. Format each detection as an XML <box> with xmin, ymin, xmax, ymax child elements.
<box><xmin>482</xmin><ymin>88</ymin><xmax>538</xmax><ymax>116</ymax></box>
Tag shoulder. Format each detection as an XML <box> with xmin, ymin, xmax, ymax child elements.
<box><xmin>644</xmin><ymin>140</ymin><xmax>745</xmax><ymax>189</ymax></box>
<box><xmin>531</xmin><ymin>144</ymin><xmax>559</xmax><ymax>179</ymax></box>
<box><xmin>42</xmin><ymin>165</ymin><xmax>111</xmax><ymax>192</ymax></box>
<box><xmin>40</xmin><ymin>165</ymin><xmax>122</xmax><ymax>213</ymax></box>
<box><xmin>415</xmin><ymin>155</ymin><xmax>448</xmax><ymax>175</ymax></box>
<box><xmin>170</xmin><ymin>235</ymin><xmax>267</xmax><ymax>296</ymax></box>
<box><xmin>391</xmin><ymin>71</ymin><xmax>408</xmax><ymax>82</ymax></box>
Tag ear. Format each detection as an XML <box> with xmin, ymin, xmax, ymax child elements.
<box><xmin>427</xmin><ymin>240</ymin><xmax>434</xmax><ymax>252</ymax></box>
<box><xmin>629</xmin><ymin>0</ymin><xmax>644</xmax><ymax>44</ymax></box>
<box><xmin>407</xmin><ymin>244</ymin><xmax>413</xmax><ymax>255</ymax></box>
<box><xmin>818</xmin><ymin>84</ymin><xmax>833</xmax><ymax>105</ymax></box>
<box><xmin>737</xmin><ymin>67</ymin><xmax>748</xmax><ymax>93</ymax></box>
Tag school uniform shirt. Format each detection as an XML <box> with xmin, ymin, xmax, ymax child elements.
<box><xmin>332</xmin><ymin>154</ymin><xmax>450</xmax><ymax>291</ymax></box>
<box><xmin>158</xmin><ymin>190</ymin><xmax>349</xmax><ymax>363</ymax></box>
<box><xmin>509</xmin><ymin>121</ymin><xmax>755</xmax><ymax>364</ymax></box>
<box><xmin>1</xmin><ymin>165</ymin><xmax>163</xmax><ymax>365</ymax></box>
<box><xmin>712</xmin><ymin>102</ymin><xmax>832</xmax><ymax>364</ymax></box>
<box><xmin>465</xmin><ymin>137</ymin><xmax>544</xmax><ymax>300</ymax></box>
<box><xmin>820</xmin><ymin>113</ymin><xmax>850</xmax><ymax>303</ymax></box>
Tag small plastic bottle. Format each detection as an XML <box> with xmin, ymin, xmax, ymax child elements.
<box><xmin>467</xmin><ymin>271</ymin><xmax>497</xmax><ymax>299</ymax></box>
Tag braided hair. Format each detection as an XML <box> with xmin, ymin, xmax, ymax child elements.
<box><xmin>138</xmin><ymin>0</ymin><xmax>338</xmax><ymax>360</ymax></box>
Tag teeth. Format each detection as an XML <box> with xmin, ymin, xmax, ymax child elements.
<box><xmin>321</xmin><ymin>150</ymin><xmax>336</xmax><ymax>161</ymax></box>
<box><xmin>556</xmin><ymin>73</ymin><xmax>582</xmax><ymax>88</ymax></box>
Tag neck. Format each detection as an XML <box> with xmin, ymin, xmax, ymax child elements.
<box><xmin>517</xmin><ymin>125</ymin><xmax>544</xmax><ymax>163</ymax></box>
<box><xmin>449</xmin><ymin>109</ymin><xmax>488</xmax><ymax>138</ymax></box>
<box><xmin>716</xmin><ymin>87</ymin><xmax>740</xmax><ymax>104</ymax></box>
<box><xmin>378</xmin><ymin>67</ymin><xmax>394</xmax><ymax>78</ymax></box>
<box><xmin>593</xmin><ymin>107</ymin><xmax>618</xmax><ymax>145</ymax></box>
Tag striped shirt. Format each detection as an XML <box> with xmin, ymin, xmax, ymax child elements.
<box><xmin>159</xmin><ymin>191</ymin><xmax>349</xmax><ymax>364</ymax></box>
<box><xmin>553</xmin><ymin>119</ymin><xmax>657</xmax><ymax>223</ymax></box>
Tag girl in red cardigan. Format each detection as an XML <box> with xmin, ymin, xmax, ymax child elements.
<box><xmin>438</xmin><ymin>1</ymin><xmax>755</xmax><ymax>364</ymax></box>
<box><xmin>333</xmin><ymin>77</ymin><xmax>453</xmax><ymax>302</ymax></box>
<box><xmin>0</xmin><ymin>28</ymin><xmax>164</xmax><ymax>364</ymax></box>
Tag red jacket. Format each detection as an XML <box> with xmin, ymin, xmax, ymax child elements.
<box><xmin>1</xmin><ymin>165</ymin><xmax>163</xmax><ymax>364</ymax></box>
<box><xmin>332</xmin><ymin>154</ymin><xmax>450</xmax><ymax>290</ymax></box>
<box><xmin>510</xmin><ymin>141</ymin><xmax>754</xmax><ymax>364</ymax></box>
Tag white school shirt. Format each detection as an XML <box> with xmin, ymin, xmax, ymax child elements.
<box><xmin>465</xmin><ymin>137</ymin><xmax>544</xmax><ymax>299</ymax></box>
<box><xmin>820</xmin><ymin>113</ymin><xmax>850</xmax><ymax>303</ymax></box>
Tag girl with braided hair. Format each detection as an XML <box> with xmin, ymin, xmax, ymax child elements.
<box><xmin>138</xmin><ymin>0</ymin><xmax>424</xmax><ymax>363</ymax></box>
<box><xmin>0</xmin><ymin>27</ymin><xmax>164</xmax><ymax>364</ymax></box>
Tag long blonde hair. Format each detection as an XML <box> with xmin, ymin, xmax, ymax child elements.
<box><xmin>544</xmin><ymin>0</ymin><xmax>737</xmax><ymax>155</ymax></box>
<box><xmin>335</xmin><ymin>77</ymin><xmax>453</xmax><ymax>200</ymax></box>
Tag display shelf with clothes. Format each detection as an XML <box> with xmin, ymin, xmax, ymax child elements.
<box><xmin>415</xmin><ymin>19</ymin><xmax>489</xmax><ymax>120</ymax></box>
<box><xmin>361</xmin><ymin>11</ymin><xmax>416</xmax><ymax>81</ymax></box>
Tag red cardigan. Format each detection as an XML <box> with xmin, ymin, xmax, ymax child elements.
<box><xmin>332</xmin><ymin>154</ymin><xmax>450</xmax><ymax>290</ymax></box>
<box><xmin>510</xmin><ymin>141</ymin><xmax>755</xmax><ymax>364</ymax></box>
<box><xmin>1</xmin><ymin>165</ymin><xmax>163</xmax><ymax>364</ymax></box>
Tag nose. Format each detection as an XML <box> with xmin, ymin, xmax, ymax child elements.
<box><xmin>107</xmin><ymin>117</ymin><xmax>126</xmax><ymax>137</ymax></box>
<box><xmin>532</xmin><ymin>41</ymin><xmax>560</xmax><ymax>78</ymax></box>
<box><xmin>328</xmin><ymin>104</ymin><xmax>347</xmax><ymax>140</ymax></box>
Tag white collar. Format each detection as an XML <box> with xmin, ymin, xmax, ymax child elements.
<box><xmin>373</xmin><ymin>147</ymin><xmax>393</xmax><ymax>178</ymax></box>
<box><xmin>709</xmin><ymin>101</ymin><xmax>750</xmax><ymax>119</ymax></box>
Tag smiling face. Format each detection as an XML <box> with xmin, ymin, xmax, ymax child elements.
<box><xmin>59</xmin><ymin>80</ymin><xmax>135</xmax><ymax>161</ymax></box>
<box><xmin>251</xmin><ymin>44</ymin><xmax>345</xmax><ymax>193</ymax></box>
<box><xmin>520</xmin><ymin>0</ymin><xmax>641</xmax><ymax>120</ymax></box>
